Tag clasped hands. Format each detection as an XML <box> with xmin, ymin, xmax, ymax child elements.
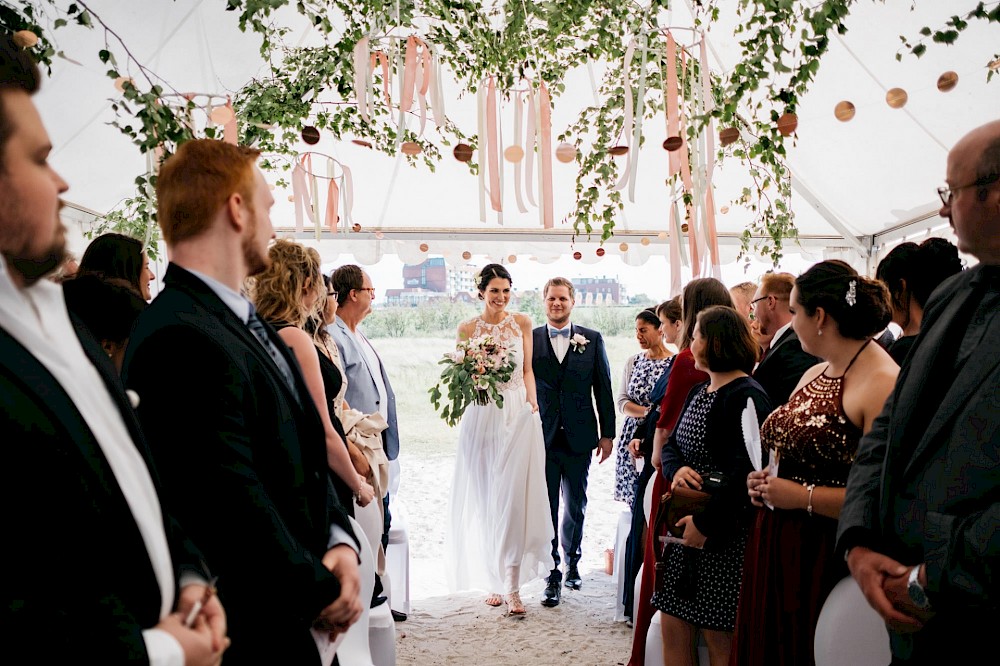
<box><xmin>670</xmin><ymin>467</ymin><xmax>707</xmax><ymax>549</ymax></box>
<box><xmin>315</xmin><ymin>544</ymin><xmax>364</xmax><ymax>640</ymax></box>
<box><xmin>746</xmin><ymin>469</ymin><xmax>803</xmax><ymax>510</ymax></box>
<box><xmin>848</xmin><ymin>548</ymin><xmax>935</xmax><ymax>634</ymax></box>
<box><xmin>157</xmin><ymin>582</ymin><xmax>229</xmax><ymax>666</ymax></box>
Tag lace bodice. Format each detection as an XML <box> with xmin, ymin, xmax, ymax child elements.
<box><xmin>472</xmin><ymin>314</ymin><xmax>524</xmax><ymax>392</ymax></box>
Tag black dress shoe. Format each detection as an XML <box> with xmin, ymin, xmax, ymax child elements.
<box><xmin>564</xmin><ymin>566</ymin><xmax>582</xmax><ymax>590</ymax></box>
<box><xmin>541</xmin><ymin>578</ymin><xmax>561</xmax><ymax>607</ymax></box>
<box><xmin>370</xmin><ymin>594</ymin><xmax>388</xmax><ymax>609</ymax></box>
<box><xmin>391</xmin><ymin>609</ymin><xmax>407</xmax><ymax>622</ymax></box>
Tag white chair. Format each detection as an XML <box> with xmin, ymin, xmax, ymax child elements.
<box><xmin>386</xmin><ymin>498</ymin><xmax>410</xmax><ymax>616</ymax></box>
<box><xmin>613</xmin><ymin>508</ymin><xmax>633</xmax><ymax>622</ymax></box>
<box><xmin>367</xmin><ymin>601</ymin><xmax>396</xmax><ymax>666</ymax></box>
<box><xmin>815</xmin><ymin>576</ymin><xmax>891</xmax><ymax>666</ymax></box>
<box><xmin>631</xmin><ymin>479</ymin><xmax>658</xmax><ymax>625</ymax></box>
<box><xmin>336</xmin><ymin>517</ymin><xmax>383</xmax><ymax>666</ymax></box>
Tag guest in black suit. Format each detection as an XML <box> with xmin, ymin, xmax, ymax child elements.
<box><xmin>532</xmin><ymin>277</ymin><xmax>616</xmax><ymax>607</ymax></box>
<box><xmin>750</xmin><ymin>271</ymin><xmax>819</xmax><ymax>405</ymax></box>
<box><xmin>123</xmin><ymin>139</ymin><xmax>361</xmax><ymax>665</ymax></box>
<box><xmin>0</xmin><ymin>38</ymin><xmax>225</xmax><ymax>664</ymax></box>
<box><xmin>838</xmin><ymin>121</ymin><xmax>1000</xmax><ymax>664</ymax></box>
<box><xmin>875</xmin><ymin>238</ymin><xmax>963</xmax><ymax>366</ymax></box>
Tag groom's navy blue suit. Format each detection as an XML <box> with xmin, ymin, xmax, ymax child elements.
<box><xmin>533</xmin><ymin>323</ymin><xmax>616</xmax><ymax>576</ymax></box>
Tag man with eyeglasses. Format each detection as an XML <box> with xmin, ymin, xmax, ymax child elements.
<box><xmin>328</xmin><ymin>264</ymin><xmax>404</xmax><ymax>619</ymax></box>
<box><xmin>838</xmin><ymin>120</ymin><xmax>1000</xmax><ymax>663</ymax></box>
<box><xmin>749</xmin><ymin>272</ymin><xmax>819</xmax><ymax>405</ymax></box>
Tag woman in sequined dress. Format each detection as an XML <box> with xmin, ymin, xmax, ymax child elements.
<box><xmin>730</xmin><ymin>260</ymin><xmax>899</xmax><ymax>666</ymax></box>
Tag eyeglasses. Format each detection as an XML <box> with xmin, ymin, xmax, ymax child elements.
<box><xmin>750</xmin><ymin>295</ymin><xmax>771</xmax><ymax>306</ymax></box>
<box><xmin>938</xmin><ymin>173</ymin><xmax>1000</xmax><ymax>206</ymax></box>
<box><xmin>356</xmin><ymin>287</ymin><xmax>376</xmax><ymax>297</ymax></box>
<box><xmin>328</xmin><ymin>291</ymin><xmax>339</xmax><ymax>300</ymax></box>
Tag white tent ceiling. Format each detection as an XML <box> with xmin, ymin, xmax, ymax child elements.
<box><xmin>35</xmin><ymin>0</ymin><xmax>999</xmax><ymax>270</ymax></box>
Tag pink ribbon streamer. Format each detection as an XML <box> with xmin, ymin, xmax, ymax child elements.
<box><xmin>700</xmin><ymin>38</ymin><xmax>721</xmax><ymax>276</ymax></box>
<box><xmin>678</xmin><ymin>52</ymin><xmax>699</xmax><ymax>277</ymax></box>
<box><xmin>665</xmin><ymin>33</ymin><xmax>680</xmax><ymax>177</ymax></box>
<box><xmin>524</xmin><ymin>86</ymin><xmax>537</xmax><ymax>208</ymax></box>
<box><xmin>223</xmin><ymin>98</ymin><xmax>237</xmax><ymax>145</ymax></box>
<box><xmin>512</xmin><ymin>91</ymin><xmax>528</xmax><ymax>214</ymax></box>
<box><xmin>325</xmin><ymin>176</ymin><xmax>339</xmax><ymax>232</ymax></box>
<box><xmin>538</xmin><ymin>82</ymin><xmax>553</xmax><ymax>229</ymax></box>
<box><xmin>400</xmin><ymin>37</ymin><xmax>418</xmax><ymax>120</ymax></box>
<box><xmin>486</xmin><ymin>77</ymin><xmax>502</xmax><ymax>213</ymax></box>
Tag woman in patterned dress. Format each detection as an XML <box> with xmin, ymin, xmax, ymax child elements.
<box><xmin>653</xmin><ymin>306</ymin><xmax>773</xmax><ymax>666</ymax></box>
<box><xmin>615</xmin><ymin>308</ymin><xmax>674</xmax><ymax>508</ymax></box>
<box><xmin>732</xmin><ymin>260</ymin><xmax>898</xmax><ymax>665</ymax></box>
<box><xmin>446</xmin><ymin>264</ymin><xmax>554</xmax><ymax>615</ymax></box>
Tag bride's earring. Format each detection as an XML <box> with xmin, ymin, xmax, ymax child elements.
<box><xmin>817</xmin><ymin>329</ymin><xmax>823</xmax><ymax>336</ymax></box>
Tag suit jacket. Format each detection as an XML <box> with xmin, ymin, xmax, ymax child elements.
<box><xmin>752</xmin><ymin>326</ymin><xmax>819</xmax><ymax>405</ymax></box>
<box><xmin>532</xmin><ymin>323</ymin><xmax>616</xmax><ymax>456</ymax></box>
<box><xmin>837</xmin><ymin>266</ymin><xmax>999</xmax><ymax>659</ymax></box>
<box><xmin>123</xmin><ymin>264</ymin><xmax>357</xmax><ymax>666</ymax></box>
<box><xmin>329</xmin><ymin>317</ymin><xmax>399</xmax><ymax>461</ymax></box>
<box><xmin>0</xmin><ymin>316</ymin><xmax>206</xmax><ymax>662</ymax></box>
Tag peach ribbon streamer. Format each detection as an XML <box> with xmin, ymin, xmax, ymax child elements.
<box><xmin>221</xmin><ymin>98</ymin><xmax>237</xmax><ymax>145</ymax></box>
<box><xmin>524</xmin><ymin>86</ymin><xmax>537</xmax><ymax>208</ymax></box>
<box><xmin>613</xmin><ymin>39</ymin><xmax>637</xmax><ymax>192</ymax></box>
<box><xmin>292</xmin><ymin>154</ymin><xmax>316</xmax><ymax>232</ymax></box>
<box><xmin>512</xmin><ymin>91</ymin><xmax>528</xmax><ymax>214</ymax></box>
<box><xmin>373</xmin><ymin>51</ymin><xmax>391</xmax><ymax>108</ymax></box>
<box><xmin>353</xmin><ymin>36</ymin><xmax>370</xmax><ymax>123</ymax></box>
<box><xmin>325</xmin><ymin>176</ymin><xmax>339</xmax><ymax>232</ymax></box>
<box><xmin>538</xmin><ymin>81</ymin><xmax>553</xmax><ymax>229</ymax></box>
<box><xmin>477</xmin><ymin>86</ymin><xmax>487</xmax><ymax>222</ymax></box>
<box><xmin>485</xmin><ymin>77</ymin><xmax>502</xmax><ymax>213</ymax></box>
<box><xmin>399</xmin><ymin>36</ymin><xmax>418</xmax><ymax>121</ymax></box>
<box><xmin>679</xmin><ymin>51</ymin><xmax>700</xmax><ymax>277</ymax></box>
<box><xmin>699</xmin><ymin>37</ymin><xmax>721</xmax><ymax>277</ymax></box>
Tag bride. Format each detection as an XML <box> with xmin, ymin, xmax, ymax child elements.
<box><xmin>446</xmin><ymin>263</ymin><xmax>555</xmax><ymax>615</ymax></box>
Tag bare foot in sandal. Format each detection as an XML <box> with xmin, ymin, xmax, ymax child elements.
<box><xmin>485</xmin><ymin>593</ymin><xmax>503</xmax><ymax>607</ymax></box>
<box><xmin>506</xmin><ymin>591</ymin><xmax>526</xmax><ymax>616</ymax></box>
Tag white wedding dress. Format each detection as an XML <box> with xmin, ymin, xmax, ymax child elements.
<box><xmin>446</xmin><ymin>314</ymin><xmax>555</xmax><ymax>594</ymax></box>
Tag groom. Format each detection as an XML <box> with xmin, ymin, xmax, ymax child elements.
<box><xmin>533</xmin><ymin>277</ymin><xmax>615</xmax><ymax>607</ymax></box>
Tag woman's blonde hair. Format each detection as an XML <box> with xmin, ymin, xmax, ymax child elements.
<box><xmin>248</xmin><ymin>239</ymin><xmax>323</xmax><ymax>328</ymax></box>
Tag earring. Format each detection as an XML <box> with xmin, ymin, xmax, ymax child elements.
<box><xmin>817</xmin><ymin>329</ymin><xmax>823</xmax><ymax>336</ymax></box>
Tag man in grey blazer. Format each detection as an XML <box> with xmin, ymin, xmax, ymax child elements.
<box><xmin>328</xmin><ymin>264</ymin><xmax>403</xmax><ymax>618</ymax></box>
<box><xmin>837</xmin><ymin>120</ymin><xmax>1000</xmax><ymax>663</ymax></box>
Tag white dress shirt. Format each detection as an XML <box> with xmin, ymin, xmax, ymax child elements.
<box><xmin>549</xmin><ymin>323</ymin><xmax>572</xmax><ymax>363</ymax></box>
<box><xmin>0</xmin><ymin>259</ymin><xmax>182</xmax><ymax>666</ymax></box>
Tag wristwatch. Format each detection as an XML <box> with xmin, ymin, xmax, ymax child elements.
<box><xmin>907</xmin><ymin>565</ymin><xmax>931</xmax><ymax>610</ymax></box>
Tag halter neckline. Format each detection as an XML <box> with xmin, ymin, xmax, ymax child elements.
<box><xmin>823</xmin><ymin>338</ymin><xmax>872</xmax><ymax>380</ymax></box>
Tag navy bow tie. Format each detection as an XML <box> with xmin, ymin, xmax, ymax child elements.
<box><xmin>549</xmin><ymin>327</ymin><xmax>570</xmax><ymax>338</ymax></box>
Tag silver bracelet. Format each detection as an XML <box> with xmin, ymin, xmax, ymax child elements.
<box><xmin>805</xmin><ymin>483</ymin><xmax>816</xmax><ymax>516</ymax></box>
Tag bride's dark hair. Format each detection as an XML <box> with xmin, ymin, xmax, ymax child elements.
<box><xmin>476</xmin><ymin>263</ymin><xmax>513</xmax><ymax>295</ymax></box>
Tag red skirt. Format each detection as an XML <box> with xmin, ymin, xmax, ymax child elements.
<box><xmin>729</xmin><ymin>507</ymin><xmax>847</xmax><ymax>666</ymax></box>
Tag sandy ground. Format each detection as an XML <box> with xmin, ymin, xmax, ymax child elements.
<box><xmin>391</xmin><ymin>449</ymin><xmax>637</xmax><ymax>665</ymax></box>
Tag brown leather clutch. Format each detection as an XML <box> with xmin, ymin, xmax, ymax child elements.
<box><xmin>660</xmin><ymin>485</ymin><xmax>711</xmax><ymax>538</ymax></box>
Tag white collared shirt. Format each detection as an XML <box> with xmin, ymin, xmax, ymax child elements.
<box><xmin>0</xmin><ymin>259</ymin><xmax>181</xmax><ymax>665</ymax></box>
<box><xmin>770</xmin><ymin>322</ymin><xmax>792</xmax><ymax>349</ymax></box>
<box><xmin>549</xmin><ymin>322</ymin><xmax>572</xmax><ymax>363</ymax></box>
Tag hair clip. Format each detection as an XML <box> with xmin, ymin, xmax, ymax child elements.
<box><xmin>845</xmin><ymin>279</ymin><xmax>857</xmax><ymax>307</ymax></box>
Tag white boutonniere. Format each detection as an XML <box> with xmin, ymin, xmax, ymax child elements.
<box><xmin>569</xmin><ymin>333</ymin><xmax>589</xmax><ymax>353</ymax></box>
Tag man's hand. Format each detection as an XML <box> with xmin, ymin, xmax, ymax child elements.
<box><xmin>156</xmin><ymin>613</ymin><xmax>227</xmax><ymax>666</ymax></box>
<box><xmin>317</xmin><ymin>545</ymin><xmax>363</xmax><ymax>638</ymax></box>
<box><xmin>595</xmin><ymin>437</ymin><xmax>613</xmax><ymax>463</ymax></box>
<box><xmin>882</xmin><ymin>565</ymin><xmax>935</xmax><ymax>632</ymax></box>
<box><xmin>178</xmin><ymin>583</ymin><xmax>228</xmax><ymax>652</ymax></box>
<box><xmin>847</xmin><ymin>547</ymin><xmax>924</xmax><ymax>632</ymax></box>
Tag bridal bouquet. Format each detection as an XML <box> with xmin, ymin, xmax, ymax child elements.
<box><xmin>429</xmin><ymin>334</ymin><xmax>517</xmax><ymax>427</ymax></box>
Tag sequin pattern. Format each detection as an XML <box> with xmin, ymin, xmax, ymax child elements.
<box><xmin>760</xmin><ymin>371</ymin><xmax>862</xmax><ymax>488</ymax></box>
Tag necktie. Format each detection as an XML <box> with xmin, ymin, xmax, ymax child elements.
<box><xmin>549</xmin><ymin>327</ymin><xmax>570</xmax><ymax>338</ymax></box>
<box><xmin>247</xmin><ymin>305</ymin><xmax>300</xmax><ymax>404</ymax></box>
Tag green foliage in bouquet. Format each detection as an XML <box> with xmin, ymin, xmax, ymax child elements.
<box><xmin>429</xmin><ymin>334</ymin><xmax>517</xmax><ymax>427</ymax></box>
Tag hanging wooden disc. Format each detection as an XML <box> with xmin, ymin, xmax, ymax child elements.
<box><xmin>937</xmin><ymin>71</ymin><xmax>959</xmax><ymax>92</ymax></box>
<box><xmin>462</xmin><ymin>251</ymin><xmax>472</xmax><ymax>260</ymax></box>
<box><xmin>419</xmin><ymin>243</ymin><xmax>429</xmax><ymax>252</ymax></box>
<box><xmin>572</xmin><ymin>251</ymin><xmax>582</xmax><ymax>260</ymax></box>
<box><xmin>681</xmin><ymin>223</ymin><xmax>689</xmax><ymax>233</ymax></box>
<box><xmin>657</xmin><ymin>231</ymin><xmax>668</xmax><ymax>240</ymax></box>
<box><xmin>301</xmin><ymin>126</ymin><xmax>321</xmax><ymax>145</ymax></box>
<box><xmin>352</xmin><ymin>223</ymin><xmax>362</xmax><ymax>232</ymax></box>
<box><xmin>453</xmin><ymin>143</ymin><xmax>474</xmax><ymax>162</ymax></box>
<box><xmin>834</xmin><ymin>101</ymin><xmax>856</xmax><ymax>122</ymax></box>
<box><xmin>776</xmin><ymin>113</ymin><xmax>798</xmax><ymax>136</ymax></box>
<box><xmin>596</xmin><ymin>248</ymin><xmax>606</xmax><ymax>257</ymax></box>
<box><xmin>609</xmin><ymin>145</ymin><xmax>630</xmax><ymax>156</ymax></box>
<box><xmin>508</xmin><ymin>255</ymin><xmax>517</xmax><ymax>263</ymax></box>
<box><xmin>719</xmin><ymin>127</ymin><xmax>740</xmax><ymax>147</ymax></box>
<box><xmin>640</xmin><ymin>237</ymin><xmax>651</xmax><ymax>246</ymax></box>
<box><xmin>352</xmin><ymin>139</ymin><xmax>373</xmax><ymax>148</ymax></box>
<box><xmin>663</xmin><ymin>136</ymin><xmax>683</xmax><ymax>152</ymax></box>
<box><xmin>555</xmin><ymin>143</ymin><xmax>577</xmax><ymax>163</ymax></box>
<box><xmin>210</xmin><ymin>105</ymin><xmax>235</xmax><ymax>125</ymax></box>
<box><xmin>886</xmin><ymin>88</ymin><xmax>908</xmax><ymax>109</ymax></box>
<box><xmin>114</xmin><ymin>77</ymin><xmax>134</xmax><ymax>93</ymax></box>
<box><xmin>401</xmin><ymin>141</ymin><xmax>422</xmax><ymax>156</ymax></box>
<box><xmin>504</xmin><ymin>145</ymin><xmax>525</xmax><ymax>163</ymax></box>
<box><xmin>720</xmin><ymin>205</ymin><xmax>730</xmax><ymax>214</ymax></box>
<box><xmin>619</xmin><ymin>242</ymin><xmax>629</xmax><ymax>252</ymax></box>
<box><xmin>12</xmin><ymin>30</ymin><xmax>38</xmax><ymax>48</ymax></box>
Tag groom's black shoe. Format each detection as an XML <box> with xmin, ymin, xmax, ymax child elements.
<box><xmin>564</xmin><ymin>565</ymin><xmax>582</xmax><ymax>590</ymax></box>
<box><xmin>541</xmin><ymin>572</ymin><xmax>561</xmax><ymax>607</ymax></box>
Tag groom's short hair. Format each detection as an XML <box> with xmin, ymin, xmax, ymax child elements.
<box><xmin>543</xmin><ymin>277</ymin><xmax>575</xmax><ymax>299</ymax></box>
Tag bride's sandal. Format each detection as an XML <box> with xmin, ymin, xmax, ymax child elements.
<box><xmin>485</xmin><ymin>593</ymin><xmax>503</xmax><ymax>607</ymax></box>
<box><xmin>505</xmin><ymin>591</ymin><xmax>526</xmax><ymax>616</ymax></box>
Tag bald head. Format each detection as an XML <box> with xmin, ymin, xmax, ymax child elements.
<box><xmin>941</xmin><ymin>121</ymin><xmax>1000</xmax><ymax>264</ymax></box>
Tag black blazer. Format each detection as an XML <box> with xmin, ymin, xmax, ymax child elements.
<box><xmin>532</xmin><ymin>323</ymin><xmax>616</xmax><ymax>455</ymax></box>
<box><xmin>661</xmin><ymin>377</ymin><xmax>773</xmax><ymax>543</ymax></box>
<box><xmin>837</xmin><ymin>266</ymin><xmax>1000</xmax><ymax>659</ymax></box>
<box><xmin>123</xmin><ymin>264</ymin><xmax>357</xmax><ymax>666</ymax></box>
<box><xmin>752</xmin><ymin>326</ymin><xmax>819</xmax><ymax>406</ymax></box>
<box><xmin>0</xmin><ymin>316</ymin><xmax>206</xmax><ymax>662</ymax></box>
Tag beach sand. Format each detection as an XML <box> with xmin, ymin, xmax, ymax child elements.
<box><xmin>393</xmin><ymin>449</ymin><xmax>637</xmax><ymax>665</ymax></box>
